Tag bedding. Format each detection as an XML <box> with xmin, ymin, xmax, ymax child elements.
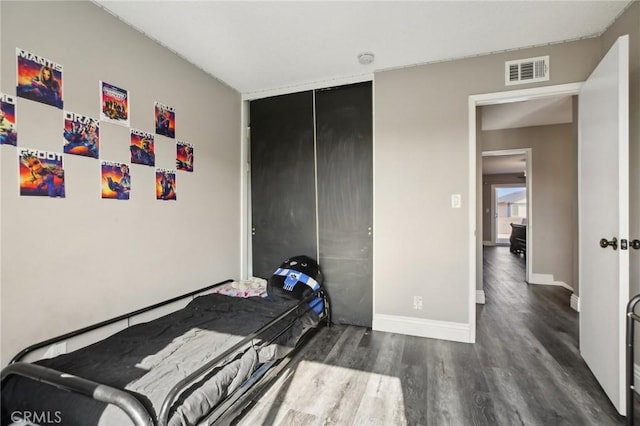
<box><xmin>1</xmin><ymin>293</ymin><xmax>319</xmax><ymax>426</ymax></box>
<box><xmin>211</xmin><ymin>277</ymin><xmax>267</xmax><ymax>298</ymax></box>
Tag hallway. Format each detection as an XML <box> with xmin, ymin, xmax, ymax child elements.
<box><xmin>478</xmin><ymin>246</ymin><xmax>623</xmax><ymax>425</ymax></box>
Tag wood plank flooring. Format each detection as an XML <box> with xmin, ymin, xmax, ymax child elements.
<box><xmin>236</xmin><ymin>247</ymin><xmax>627</xmax><ymax>425</ymax></box>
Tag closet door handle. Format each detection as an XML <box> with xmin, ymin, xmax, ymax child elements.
<box><xmin>631</xmin><ymin>239</ymin><xmax>640</xmax><ymax>250</ymax></box>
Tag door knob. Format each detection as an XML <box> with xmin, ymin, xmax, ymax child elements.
<box><xmin>631</xmin><ymin>239</ymin><xmax>640</xmax><ymax>250</ymax></box>
<box><xmin>600</xmin><ymin>237</ymin><xmax>618</xmax><ymax>250</ymax></box>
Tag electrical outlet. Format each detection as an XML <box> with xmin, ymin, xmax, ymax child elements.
<box><xmin>413</xmin><ymin>295</ymin><xmax>423</xmax><ymax>310</ymax></box>
<box><xmin>451</xmin><ymin>194</ymin><xmax>462</xmax><ymax>208</ymax></box>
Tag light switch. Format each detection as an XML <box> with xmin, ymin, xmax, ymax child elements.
<box><xmin>451</xmin><ymin>194</ymin><xmax>462</xmax><ymax>208</ymax></box>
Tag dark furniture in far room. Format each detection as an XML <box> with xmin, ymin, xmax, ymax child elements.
<box><xmin>510</xmin><ymin>223</ymin><xmax>527</xmax><ymax>255</ymax></box>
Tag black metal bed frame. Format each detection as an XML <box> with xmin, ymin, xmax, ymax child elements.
<box><xmin>1</xmin><ymin>279</ymin><xmax>331</xmax><ymax>426</ymax></box>
<box><xmin>627</xmin><ymin>294</ymin><xmax>640</xmax><ymax>426</ymax></box>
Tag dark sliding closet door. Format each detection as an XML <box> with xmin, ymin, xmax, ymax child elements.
<box><xmin>315</xmin><ymin>82</ymin><xmax>373</xmax><ymax>326</ymax></box>
<box><xmin>250</xmin><ymin>92</ymin><xmax>317</xmax><ymax>279</ymax></box>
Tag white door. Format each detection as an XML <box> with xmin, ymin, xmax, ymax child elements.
<box><xmin>579</xmin><ymin>35</ymin><xmax>629</xmax><ymax>415</ymax></box>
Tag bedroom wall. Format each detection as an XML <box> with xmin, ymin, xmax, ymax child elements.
<box><xmin>374</xmin><ymin>38</ymin><xmax>601</xmax><ymax>337</ymax></box>
<box><xmin>0</xmin><ymin>1</ymin><xmax>241</xmax><ymax>365</ymax></box>
<box><xmin>481</xmin><ymin>124</ymin><xmax>577</xmax><ymax>290</ymax></box>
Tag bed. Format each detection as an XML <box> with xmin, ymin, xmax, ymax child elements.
<box><xmin>0</xmin><ymin>279</ymin><xmax>330</xmax><ymax>426</ymax></box>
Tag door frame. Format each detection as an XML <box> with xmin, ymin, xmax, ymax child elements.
<box><xmin>468</xmin><ymin>82</ymin><xmax>582</xmax><ymax>342</ymax></box>
<box><xmin>492</xmin><ymin>183</ymin><xmax>526</xmax><ymax>245</ymax></box>
<box><xmin>483</xmin><ymin>150</ymin><xmax>530</xmax><ymax>241</ymax></box>
<box><xmin>482</xmin><ymin>149</ymin><xmax>531</xmax><ymax>281</ymax></box>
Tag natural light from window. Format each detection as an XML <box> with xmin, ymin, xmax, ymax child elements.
<box><xmin>247</xmin><ymin>360</ymin><xmax>408</xmax><ymax>425</ymax></box>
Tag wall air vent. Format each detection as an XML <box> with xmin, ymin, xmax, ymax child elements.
<box><xmin>505</xmin><ymin>56</ymin><xmax>549</xmax><ymax>86</ymax></box>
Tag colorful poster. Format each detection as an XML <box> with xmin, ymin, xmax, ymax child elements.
<box><xmin>155</xmin><ymin>101</ymin><xmax>175</xmax><ymax>138</ymax></box>
<box><xmin>100</xmin><ymin>81</ymin><xmax>129</xmax><ymax>126</ymax></box>
<box><xmin>1</xmin><ymin>94</ymin><xmax>17</xmax><ymax>146</ymax></box>
<box><xmin>16</xmin><ymin>48</ymin><xmax>63</xmax><ymax>109</ymax></box>
<box><xmin>130</xmin><ymin>129</ymin><xmax>154</xmax><ymax>166</ymax></box>
<box><xmin>63</xmin><ymin>111</ymin><xmax>99</xmax><ymax>158</ymax></box>
<box><xmin>19</xmin><ymin>148</ymin><xmax>65</xmax><ymax>197</ymax></box>
<box><xmin>176</xmin><ymin>140</ymin><xmax>193</xmax><ymax>172</ymax></box>
<box><xmin>156</xmin><ymin>168</ymin><xmax>176</xmax><ymax>200</ymax></box>
<box><xmin>101</xmin><ymin>161</ymin><xmax>131</xmax><ymax>200</ymax></box>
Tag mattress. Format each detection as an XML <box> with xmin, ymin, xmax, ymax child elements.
<box><xmin>1</xmin><ymin>293</ymin><xmax>320</xmax><ymax>426</ymax></box>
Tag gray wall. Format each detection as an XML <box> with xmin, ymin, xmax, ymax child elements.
<box><xmin>482</xmin><ymin>124</ymin><xmax>577</xmax><ymax>290</ymax></box>
<box><xmin>481</xmin><ymin>173</ymin><xmax>526</xmax><ymax>242</ymax></box>
<box><xmin>0</xmin><ymin>1</ymin><xmax>241</xmax><ymax>365</ymax></box>
<box><xmin>374</xmin><ymin>38</ymin><xmax>601</xmax><ymax>324</ymax></box>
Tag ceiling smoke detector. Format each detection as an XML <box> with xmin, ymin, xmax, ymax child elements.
<box><xmin>358</xmin><ymin>52</ymin><xmax>375</xmax><ymax>65</ymax></box>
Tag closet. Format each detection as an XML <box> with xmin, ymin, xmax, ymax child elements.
<box><xmin>250</xmin><ymin>82</ymin><xmax>372</xmax><ymax>326</ymax></box>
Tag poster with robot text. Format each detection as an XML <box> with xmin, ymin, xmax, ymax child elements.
<box><xmin>0</xmin><ymin>94</ymin><xmax>17</xmax><ymax>146</ymax></box>
<box><xmin>63</xmin><ymin>111</ymin><xmax>99</xmax><ymax>158</ymax></box>
<box><xmin>176</xmin><ymin>140</ymin><xmax>193</xmax><ymax>172</ymax></box>
<box><xmin>155</xmin><ymin>101</ymin><xmax>175</xmax><ymax>138</ymax></box>
<box><xmin>156</xmin><ymin>168</ymin><xmax>176</xmax><ymax>201</ymax></box>
<box><xmin>130</xmin><ymin>129</ymin><xmax>154</xmax><ymax>166</ymax></box>
<box><xmin>101</xmin><ymin>161</ymin><xmax>131</xmax><ymax>200</ymax></box>
<box><xmin>16</xmin><ymin>48</ymin><xmax>63</xmax><ymax>109</ymax></box>
<box><xmin>19</xmin><ymin>148</ymin><xmax>65</xmax><ymax>197</ymax></box>
<box><xmin>100</xmin><ymin>81</ymin><xmax>129</xmax><ymax>126</ymax></box>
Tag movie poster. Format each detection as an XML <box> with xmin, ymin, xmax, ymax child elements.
<box><xmin>1</xmin><ymin>94</ymin><xmax>17</xmax><ymax>146</ymax></box>
<box><xmin>130</xmin><ymin>129</ymin><xmax>154</xmax><ymax>166</ymax></box>
<box><xmin>101</xmin><ymin>161</ymin><xmax>131</xmax><ymax>200</ymax></box>
<box><xmin>63</xmin><ymin>111</ymin><xmax>99</xmax><ymax>158</ymax></box>
<box><xmin>154</xmin><ymin>101</ymin><xmax>175</xmax><ymax>138</ymax></box>
<box><xmin>100</xmin><ymin>81</ymin><xmax>129</xmax><ymax>126</ymax></box>
<box><xmin>18</xmin><ymin>148</ymin><xmax>65</xmax><ymax>197</ymax></box>
<box><xmin>176</xmin><ymin>140</ymin><xmax>193</xmax><ymax>172</ymax></box>
<box><xmin>16</xmin><ymin>48</ymin><xmax>63</xmax><ymax>109</ymax></box>
<box><xmin>156</xmin><ymin>168</ymin><xmax>176</xmax><ymax>200</ymax></box>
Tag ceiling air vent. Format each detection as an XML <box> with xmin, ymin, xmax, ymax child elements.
<box><xmin>505</xmin><ymin>56</ymin><xmax>549</xmax><ymax>86</ymax></box>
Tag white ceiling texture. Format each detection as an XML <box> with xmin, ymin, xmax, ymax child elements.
<box><xmin>94</xmin><ymin>0</ymin><xmax>631</xmax><ymax>97</ymax></box>
<box><xmin>94</xmin><ymin>1</ymin><xmax>631</xmax><ymax>176</ymax></box>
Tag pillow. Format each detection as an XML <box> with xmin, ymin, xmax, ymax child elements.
<box><xmin>212</xmin><ymin>277</ymin><xmax>267</xmax><ymax>298</ymax></box>
<box><xmin>267</xmin><ymin>255</ymin><xmax>322</xmax><ymax>301</ymax></box>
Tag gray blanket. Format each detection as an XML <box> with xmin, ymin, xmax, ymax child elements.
<box><xmin>1</xmin><ymin>293</ymin><xmax>319</xmax><ymax>426</ymax></box>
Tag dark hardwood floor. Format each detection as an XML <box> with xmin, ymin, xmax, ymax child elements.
<box><xmin>237</xmin><ymin>246</ymin><xmax>627</xmax><ymax>425</ymax></box>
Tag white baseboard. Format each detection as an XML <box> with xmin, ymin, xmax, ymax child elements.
<box><xmin>570</xmin><ymin>294</ymin><xmax>580</xmax><ymax>312</ymax></box>
<box><xmin>483</xmin><ymin>241</ymin><xmax>495</xmax><ymax>246</ymax></box>
<box><xmin>528</xmin><ymin>273</ymin><xmax>573</xmax><ymax>291</ymax></box>
<box><xmin>476</xmin><ymin>290</ymin><xmax>486</xmax><ymax>304</ymax></box>
<box><xmin>372</xmin><ymin>314</ymin><xmax>472</xmax><ymax>343</ymax></box>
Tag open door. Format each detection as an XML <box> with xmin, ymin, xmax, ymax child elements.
<box><xmin>578</xmin><ymin>35</ymin><xmax>629</xmax><ymax>415</ymax></box>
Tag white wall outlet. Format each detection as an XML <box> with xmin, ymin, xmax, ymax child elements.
<box><xmin>451</xmin><ymin>194</ymin><xmax>462</xmax><ymax>208</ymax></box>
<box><xmin>42</xmin><ymin>341</ymin><xmax>66</xmax><ymax>359</ymax></box>
<box><xmin>413</xmin><ymin>295</ymin><xmax>423</xmax><ymax>310</ymax></box>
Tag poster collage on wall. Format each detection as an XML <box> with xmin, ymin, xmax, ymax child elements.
<box><xmin>2</xmin><ymin>48</ymin><xmax>196</xmax><ymax>201</ymax></box>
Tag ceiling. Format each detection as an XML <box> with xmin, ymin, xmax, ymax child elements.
<box><xmin>481</xmin><ymin>95</ymin><xmax>574</xmax><ymax>131</ymax></box>
<box><xmin>482</xmin><ymin>154</ymin><xmax>527</xmax><ymax>175</ymax></box>
<box><xmin>93</xmin><ymin>1</ymin><xmax>631</xmax><ymax>96</ymax></box>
